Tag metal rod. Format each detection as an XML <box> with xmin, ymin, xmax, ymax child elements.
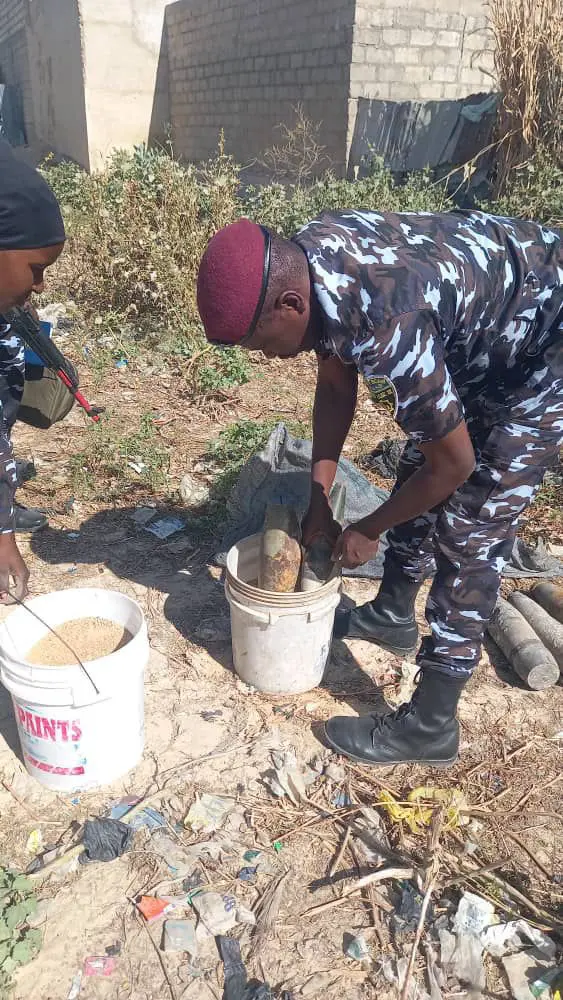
<box><xmin>7</xmin><ymin>590</ymin><xmax>100</xmax><ymax>695</ymax></box>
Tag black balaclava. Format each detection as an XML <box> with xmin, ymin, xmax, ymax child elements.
<box><xmin>0</xmin><ymin>140</ymin><xmax>65</xmax><ymax>251</ymax></box>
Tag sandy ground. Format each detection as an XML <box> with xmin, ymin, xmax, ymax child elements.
<box><xmin>0</xmin><ymin>350</ymin><xmax>561</xmax><ymax>1000</ymax></box>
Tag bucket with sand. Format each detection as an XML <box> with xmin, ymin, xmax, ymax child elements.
<box><xmin>0</xmin><ymin>588</ymin><xmax>148</xmax><ymax>792</ymax></box>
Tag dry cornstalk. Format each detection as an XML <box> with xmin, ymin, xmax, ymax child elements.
<box><xmin>487</xmin><ymin>0</ymin><xmax>563</xmax><ymax>184</ymax></box>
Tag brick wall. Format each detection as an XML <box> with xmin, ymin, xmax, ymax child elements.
<box><xmin>0</xmin><ymin>0</ymin><xmax>34</xmax><ymax>144</ymax></box>
<box><xmin>166</xmin><ymin>0</ymin><xmax>355</xmax><ymax>173</ymax></box>
<box><xmin>349</xmin><ymin>0</ymin><xmax>494</xmax><ymax>146</ymax></box>
<box><xmin>167</xmin><ymin>0</ymin><xmax>496</xmax><ymax>173</ymax></box>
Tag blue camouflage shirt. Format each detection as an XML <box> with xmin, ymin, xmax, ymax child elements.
<box><xmin>294</xmin><ymin>210</ymin><xmax>562</xmax><ymax>444</ymax></box>
<box><xmin>0</xmin><ymin>323</ymin><xmax>24</xmax><ymax>532</ymax></box>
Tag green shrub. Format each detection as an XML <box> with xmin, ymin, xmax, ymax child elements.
<box><xmin>0</xmin><ymin>869</ymin><xmax>42</xmax><ymax>995</ymax></box>
<box><xmin>486</xmin><ymin>149</ymin><xmax>563</xmax><ymax>227</ymax></box>
<box><xmin>246</xmin><ymin>159</ymin><xmax>452</xmax><ymax>236</ymax></box>
<box><xmin>69</xmin><ymin>410</ymin><xmax>170</xmax><ymax>499</ymax></box>
<box><xmin>196</xmin><ymin>347</ymin><xmax>252</xmax><ymax>393</ymax></box>
<box><xmin>43</xmin><ymin>141</ymin><xmax>240</xmax><ymax>348</ymax></box>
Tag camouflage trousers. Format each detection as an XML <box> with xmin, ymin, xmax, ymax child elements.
<box><xmin>384</xmin><ymin>336</ymin><xmax>563</xmax><ymax>678</ymax></box>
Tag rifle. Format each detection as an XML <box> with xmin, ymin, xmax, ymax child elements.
<box><xmin>5</xmin><ymin>306</ymin><xmax>103</xmax><ymax>423</ymax></box>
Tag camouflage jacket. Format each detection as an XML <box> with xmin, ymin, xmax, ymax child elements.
<box><xmin>0</xmin><ymin>322</ymin><xmax>24</xmax><ymax>532</ymax></box>
<box><xmin>293</xmin><ymin>210</ymin><xmax>562</xmax><ymax>444</ymax></box>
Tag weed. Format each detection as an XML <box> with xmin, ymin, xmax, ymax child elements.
<box><xmin>68</xmin><ymin>411</ymin><xmax>170</xmax><ymax>500</ymax></box>
<box><xmin>196</xmin><ymin>347</ymin><xmax>252</xmax><ymax>393</ymax></box>
<box><xmin>208</xmin><ymin>417</ymin><xmax>308</xmax><ymax>502</ymax></box>
<box><xmin>487</xmin><ymin>148</ymin><xmax>563</xmax><ymax>227</ymax></box>
<box><xmin>43</xmin><ymin>140</ymin><xmax>240</xmax><ymax>348</ymax></box>
<box><xmin>0</xmin><ymin>869</ymin><xmax>42</xmax><ymax>995</ymax></box>
<box><xmin>261</xmin><ymin>104</ymin><xmax>331</xmax><ymax>183</ymax></box>
<box><xmin>246</xmin><ymin>158</ymin><xmax>451</xmax><ymax>237</ymax></box>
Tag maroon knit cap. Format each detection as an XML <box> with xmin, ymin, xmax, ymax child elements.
<box><xmin>197</xmin><ymin>219</ymin><xmax>268</xmax><ymax>344</ymax></box>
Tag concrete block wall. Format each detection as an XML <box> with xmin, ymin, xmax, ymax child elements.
<box><xmin>0</xmin><ymin>0</ymin><xmax>170</xmax><ymax>169</ymax></box>
<box><xmin>0</xmin><ymin>0</ymin><xmax>34</xmax><ymax>145</ymax></box>
<box><xmin>165</xmin><ymin>0</ymin><xmax>356</xmax><ymax>173</ymax></box>
<box><xmin>349</xmin><ymin>0</ymin><xmax>494</xmax><ymax>147</ymax></box>
<box><xmin>80</xmin><ymin>0</ymin><xmax>170</xmax><ymax>170</ymax></box>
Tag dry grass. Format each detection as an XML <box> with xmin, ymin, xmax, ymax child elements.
<box><xmin>488</xmin><ymin>0</ymin><xmax>563</xmax><ymax>185</ymax></box>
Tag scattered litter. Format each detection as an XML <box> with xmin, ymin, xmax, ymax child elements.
<box><xmin>38</xmin><ymin>302</ymin><xmax>68</xmax><ymax>328</ymax></box>
<box><xmin>67</xmin><ymin>531</ymin><xmax>80</xmax><ymax>540</ymax></box>
<box><xmin>114</xmin><ymin>358</ymin><xmax>128</xmax><ymax>369</ymax></box>
<box><xmin>424</xmin><ymin>941</ymin><xmax>444</xmax><ymax>1000</ymax></box>
<box><xmin>183</xmin><ymin>869</ymin><xmax>206</xmax><ymax>892</ymax></box>
<box><xmin>137</xmin><ymin>896</ymin><xmax>169</xmax><ymax>923</ymax></box>
<box><xmin>482</xmin><ymin>920</ymin><xmax>556</xmax><ymax>960</ymax></box>
<box><xmin>273</xmin><ymin>841</ymin><xmax>283</xmax><ymax>854</ymax></box>
<box><xmin>109</xmin><ymin>799</ymin><xmax>166</xmax><ymax>832</ymax></box>
<box><xmin>145</xmin><ymin>516</ymin><xmax>185</xmax><ymax>539</ymax></box>
<box><xmin>217</xmin><ymin>935</ymin><xmax>272</xmax><ymax>1000</ymax></box>
<box><xmin>441</xmin><ymin>891</ymin><xmax>496</xmax><ymax>991</ymax></box>
<box><xmin>191</xmin><ymin>891</ymin><xmax>238</xmax><ymax>935</ymax></box>
<box><xmin>454</xmin><ymin>891</ymin><xmax>496</xmax><ymax>937</ymax></box>
<box><xmin>127</xmin><ymin>461</ymin><xmax>146</xmax><ymax>475</ymax></box>
<box><xmin>331</xmin><ymin>789</ymin><xmax>352</xmax><ymax>808</ymax></box>
<box><xmin>529</xmin><ymin>966</ymin><xmax>563</xmax><ymax>999</ymax></box>
<box><xmin>25</xmin><ymin>829</ymin><xmax>43</xmax><ymax>855</ymax></box>
<box><xmin>105</xmin><ymin>943</ymin><xmax>121</xmax><ymax>957</ymax></box>
<box><xmin>264</xmin><ymin>748</ymin><xmax>308</xmax><ymax>805</ymax></box>
<box><xmin>184</xmin><ymin>793</ymin><xmax>235</xmax><ymax>833</ymax></box>
<box><xmin>162</xmin><ymin>919</ymin><xmax>197</xmax><ymax>955</ymax></box>
<box><xmin>244</xmin><ymin>850</ymin><xmax>262</xmax><ymax>863</ymax></box>
<box><xmin>502</xmin><ymin>950</ymin><xmax>555</xmax><ymax>1000</ymax></box>
<box><xmin>79</xmin><ymin>818</ymin><xmax>133</xmax><ymax>864</ymax></box>
<box><xmin>378</xmin><ymin>786</ymin><xmax>467</xmax><ymax>834</ymax></box>
<box><xmin>345</xmin><ymin>934</ymin><xmax>371</xmax><ymax>961</ymax></box>
<box><xmin>393</xmin><ymin>883</ymin><xmax>428</xmax><ymax>936</ymax></box>
<box><xmin>130</xmin><ymin>507</ymin><xmax>156</xmax><ymax>525</ymax></box>
<box><xmin>151</xmin><ymin>831</ymin><xmax>195</xmax><ymax>879</ymax></box>
<box><xmin>360</xmin><ymin>437</ymin><xmax>404</xmax><ymax>478</ymax></box>
<box><xmin>201</xmin><ymin>709</ymin><xmax>223</xmax><ymax>721</ymax></box>
<box><xmin>324</xmin><ymin>762</ymin><xmax>346</xmax><ymax>782</ymax></box>
<box><xmin>353</xmin><ymin>806</ymin><xmax>391</xmax><ymax>866</ymax></box>
<box><xmin>67</xmin><ymin>970</ymin><xmax>82</xmax><ymax>1000</ymax></box>
<box><xmin>179</xmin><ymin>473</ymin><xmax>210</xmax><ymax>508</ymax></box>
<box><xmin>235</xmin><ymin>903</ymin><xmax>256</xmax><ymax>926</ymax></box>
<box><xmin>238</xmin><ymin>866</ymin><xmax>257</xmax><ymax>882</ymax></box>
<box><xmin>83</xmin><ymin>956</ymin><xmax>116</xmax><ymax>977</ymax></box>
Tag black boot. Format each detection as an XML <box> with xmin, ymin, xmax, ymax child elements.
<box><xmin>13</xmin><ymin>502</ymin><xmax>48</xmax><ymax>534</ymax></box>
<box><xmin>333</xmin><ymin>560</ymin><xmax>420</xmax><ymax>654</ymax></box>
<box><xmin>324</xmin><ymin>668</ymin><xmax>466</xmax><ymax>766</ymax></box>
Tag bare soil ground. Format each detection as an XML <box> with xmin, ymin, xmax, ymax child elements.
<box><xmin>0</xmin><ymin>349</ymin><xmax>561</xmax><ymax>1000</ymax></box>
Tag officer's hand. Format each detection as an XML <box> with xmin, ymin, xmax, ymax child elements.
<box><xmin>302</xmin><ymin>489</ymin><xmax>341</xmax><ymax>550</ymax></box>
<box><xmin>332</xmin><ymin>525</ymin><xmax>379</xmax><ymax>570</ymax></box>
<box><xmin>0</xmin><ymin>533</ymin><xmax>30</xmax><ymax>604</ymax></box>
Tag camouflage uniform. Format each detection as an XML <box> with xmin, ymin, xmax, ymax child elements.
<box><xmin>0</xmin><ymin>320</ymin><xmax>74</xmax><ymax>533</ymax></box>
<box><xmin>294</xmin><ymin>210</ymin><xmax>563</xmax><ymax>678</ymax></box>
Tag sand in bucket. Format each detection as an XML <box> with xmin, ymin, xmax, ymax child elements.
<box><xmin>26</xmin><ymin>617</ymin><xmax>131</xmax><ymax>667</ymax></box>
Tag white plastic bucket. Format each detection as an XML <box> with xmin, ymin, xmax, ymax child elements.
<box><xmin>0</xmin><ymin>588</ymin><xmax>148</xmax><ymax>792</ymax></box>
<box><xmin>225</xmin><ymin>534</ymin><xmax>341</xmax><ymax>694</ymax></box>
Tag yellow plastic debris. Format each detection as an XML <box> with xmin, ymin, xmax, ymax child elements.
<box><xmin>378</xmin><ymin>786</ymin><xmax>467</xmax><ymax>834</ymax></box>
<box><xmin>25</xmin><ymin>828</ymin><xmax>43</xmax><ymax>854</ymax></box>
